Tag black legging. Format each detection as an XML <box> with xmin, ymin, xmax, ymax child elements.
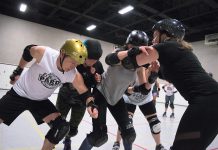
<box><xmin>171</xmin><ymin>94</ymin><xmax>218</xmax><ymax>150</ymax></box>
<box><xmin>93</xmin><ymin>89</ymin><xmax>132</xmax><ymax>133</ymax></box>
<box><xmin>89</xmin><ymin>89</ymin><xmax>135</xmax><ymax>149</ymax></box>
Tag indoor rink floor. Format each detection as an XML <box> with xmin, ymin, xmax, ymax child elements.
<box><xmin>0</xmin><ymin>91</ymin><xmax>218</xmax><ymax>150</ymax></box>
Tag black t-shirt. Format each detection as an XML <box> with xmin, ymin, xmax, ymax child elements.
<box><xmin>153</xmin><ymin>40</ymin><xmax>218</xmax><ymax>102</ymax></box>
<box><xmin>59</xmin><ymin>60</ymin><xmax>104</xmax><ymax>98</ymax></box>
<box><xmin>77</xmin><ymin>61</ymin><xmax>104</xmax><ymax>88</ymax></box>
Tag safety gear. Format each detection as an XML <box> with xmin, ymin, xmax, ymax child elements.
<box><xmin>78</xmin><ymin>90</ymin><xmax>92</xmax><ymax>105</ymax></box>
<box><xmin>127</xmin><ymin>47</ymin><xmax>141</xmax><ymax>57</ymax></box>
<box><xmin>162</xmin><ymin>112</ymin><xmax>167</xmax><ymax>117</ymax></box>
<box><xmin>67</xmin><ymin>126</ymin><xmax>78</xmax><ymax>137</ymax></box>
<box><xmin>148</xmin><ymin>72</ymin><xmax>158</xmax><ymax>84</ymax></box>
<box><xmin>120</xmin><ymin>127</ymin><xmax>136</xmax><ymax>145</ymax></box>
<box><xmin>133</xmin><ymin>83</ymin><xmax>151</xmax><ymax>95</ymax></box>
<box><xmin>121</xmin><ymin>56</ymin><xmax>138</xmax><ymax>70</ymax></box>
<box><xmin>10</xmin><ymin>66</ymin><xmax>23</xmax><ymax>81</ymax></box>
<box><xmin>170</xmin><ymin>113</ymin><xmax>175</xmax><ymax>118</ymax></box>
<box><xmin>105</xmin><ymin>52</ymin><xmax>120</xmax><ymax>66</ymax></box>
<box><xmin>170</xmin><ymin>103</ymin><xmax>175</xmax><ymax>109</ymax></box>
<box><xmin>63</xmin><ymin>138</ymin><xmax>71</xmax><ymax>150</ymax></box>
<box><xmin>22</xmin><ymin>44</ymin><xmax>37</xmax><ymax>62</ymax></box>
<box><xmin>156</xmin><ymin>144</ymin><xmax>167</xmax><ymax>150</ymax></box>
<box><xmin>61</xmin><ymin>39</ymin><xmax>87</xmax><ymax>64</ymax></box>
<box><xmin>87</xmin><ymin>125</ymin><xmax>108</xmax><ymax>147</ymax></box>
<box><xmin>152</xmin><ymin>18</ymin><xmax>185</xmax><ymax>40</ymax></box>
<box><xmin>83</xmin><ymin>40</ymin><xmax>103</xmax><ymax>60</ymax></box>
<box><xmin>45</xmin><ymin>116</ymin><xmax>70</xmax><ymax>144</ymax></box>
<box><xmin>147</xmin><ymin>115</ymin><xmax>161</xmax><ymax>134</ymax></box>
<box><xmin>86</xmin><ymin>100</ymin><xmax>98</xmax><ymax>111</ymax></box>
<box><xmin>112</xmin><ymin>142</ymin><xmax>120</xmax><ymax>150</ymax></box>
<box><xmin>126</xmin><ymin>30</ymin><xmax>149</xmax><ymax>46</ymax></box>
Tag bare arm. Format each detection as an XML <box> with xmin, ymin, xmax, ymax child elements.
<box><xmin>136</xmin><ymin>46</ymin><xmax>159</xmax><ymax>66</ymax></box>
<box><xmin>10</xmin><ymin>45</ymin><xmax>46</xmax><ymax>84</ymax></box>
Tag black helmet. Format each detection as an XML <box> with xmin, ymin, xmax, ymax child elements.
<box><xmin>152</xmin><ymin>18</ymin><xmax>185</xmax><ymax>40</ymax></box>
<box><xmin>83</xmin><ymin>39</ymin><xmax>103</xmax><ymax>60</ymax></box>
<box><xmin>126</xmin><ymin>30</ymin><xmax>149</xmax><ymax>46</ymax></box>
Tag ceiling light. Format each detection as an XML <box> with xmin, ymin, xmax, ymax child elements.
<box><xmin>118</xmin><ymin>5</ymin><xmax>134</xmax><ymax>14</ymax></box>
<box><xmin>86</xmin><ymin>25</ymin><xmax>96</xmax><ymax>31</ymax></box>
<box><xmin>19</xmin><ymin>3</ymin><xmax>27</xmax><ymax>12</ymax></box>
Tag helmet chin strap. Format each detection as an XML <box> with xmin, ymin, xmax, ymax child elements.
<box><xmin>60</xmin><ymin>53</ymin><xmax>66</xmax><ymax>74</ymax></box>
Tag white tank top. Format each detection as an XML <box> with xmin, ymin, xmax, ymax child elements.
<box><xmin>123</xmin><ymin>78</ymin><xmax>154</xmax><ymax>106</ymax></box>
<box><xmin>13</xmin><ymin>47</ymin><xmax>76</xmax><ymax>101</ymax></box>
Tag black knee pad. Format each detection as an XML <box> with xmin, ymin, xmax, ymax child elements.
<box><xmin>45</xmin><ymin>116</ymin><xmax>70</xmax><ymax>144</ymax></box>
<box><xmin>147</xmin><ymin>115</ymin><xmax>161</xmax><ymax>134</ymax></box>
<box><xmin>170</xmin><ymin>103</ymin><xmax>174</xmax><ymax>109</ymax></box>
<box><xmin>121</xmin><ymin>127</ymin><xmax>136</xmax><ymax>144</ymax></box>
<box><xmin>67</xmin><ymin>126</ymin><xmax>78</xmax><ymax>138</ymax></box>
<box><xmin>165</xmin><ymin>102</ymin><xmax>169</xmax><ymax>108</ymax></box>
<box><xmin>87</xmin><ymin>125</ymin><xmax>108</xmax><ymax>147</ymax></box>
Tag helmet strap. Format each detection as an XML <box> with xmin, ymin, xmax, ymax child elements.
<box><xmin>60</xmin><ymin>53</ymin><xmax>66</xmax><ymax>74</ymax></box>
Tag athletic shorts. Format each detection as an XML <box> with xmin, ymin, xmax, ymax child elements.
<box><xmin>0</xmin><ymin>88</ymin><xmax>58</xmax><ymax>126</ymax></box>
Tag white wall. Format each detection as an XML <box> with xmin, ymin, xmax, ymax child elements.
<box><xmin>191</xmin><ymin>41</ymin><xmax>218</xmax><ymax>80</ymax></box>
<box><xmin>0</xmin><ymin>14</ymin><xmax>113</xmax><ymax>69</ymax></box>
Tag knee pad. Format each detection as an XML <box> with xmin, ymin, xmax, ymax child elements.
<box><xmin>67</xmin><ymin>126</ymin><xmax>78</xmax><ymax>138</ymax></box>
<box><xmin>170</xmin><ymin>103</ymin><xmax>174</xmax><ymax>109</ymax></box>
<box><xmin>87</xmin><ymin>125</ymin><xmax>108</xmax><ymax>147</ymax></box>
<box><xmin>165</xmin><ymin>102</ymin><xmax>169</xmax><ymax>108</ymax></box>
<box><xmin>45</xmin><ymin>116</ymin><xmax>70</xmax><ymax>144</ymax></box>
<box><xmin>128</xmin><ymin>114</ymin><xmax>133</xmax><ymax>124</ymax></box>
<box><xmin>147</xmin><ymin>115</ymin><xmax>161</xmax><ymax>134</ymax></box>
<box><xmin>121</xmin><ymin>127</ymin><xmax>136</xmax><ymax>144</ymax></box>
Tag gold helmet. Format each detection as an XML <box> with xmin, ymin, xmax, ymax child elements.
<box><xmin>61</xmin><ymin>39</ymin><xmax>88</xmax><ymax>64</ymax></box>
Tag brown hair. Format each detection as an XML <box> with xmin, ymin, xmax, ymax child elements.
<box><xmin>178</xmin><ymin>39</ymin><xmax>193</xmax><ymax>51</ymax></box>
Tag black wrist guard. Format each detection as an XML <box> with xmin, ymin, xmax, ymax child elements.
<box><xmin>22</xmin><ymin>44</ymin><xmax>37</xmax><ymax>62</ymax></box>
<box><xmin>133</xmin><ymin>83</ymin><xmax>151</xmax><ymax>95</ymax></box>
<box><xmin>10</xmin><ymin>66</ymin><xmax>23</xmax><ymax>81</ymax></box>
<box><xmin>78</xmin><ymin>91</ymin><xmax>92</xmax><ymax>105</ymax></box>
<box><xmin>127</xmin><ymin>47</ymin><xmax>141</xmax><ymax>57</ymax></box>
<box><xmin>142</xmin><ymin>63</ymin><xmax>150</xmax><ymax>69</ymax></box>
<box><xmin>125</xmin><ymin>89</ymin><xmax>132</xmax><ymax>96</ymax></box>
<box><xmin>86</xmin><ymin>100</ymin><xmax>98</xmax><ymax>111</ymax></box>
<box><xmin>148</xmin><ymin>72</ymin><xmax>158</xmax><ymax>84</ymax></box>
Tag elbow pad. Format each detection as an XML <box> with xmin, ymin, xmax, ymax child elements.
<box><xmin>133</xmin><ymin>83</ymin><xmax>151</xmax><ymax>95</ymax></box>
<box><xmin>22</xmin><ymin>44</ymin><xmax>37</xmax><ymax>62</ymax></box>
<box><xmin>105</xmin><ymin>53</ymin><xmax>120</xmax><ymax>65</ymax></box>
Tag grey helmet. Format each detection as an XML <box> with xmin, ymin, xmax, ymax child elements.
<box><xmin>152</xmin><ymin>18</ymin><xmax>185</xmax><ymax>40</ymax></box>
<box><xmin>126</xmin><ymin>30</ymin><xmax>149</xmax><ymax>46</ymax></box>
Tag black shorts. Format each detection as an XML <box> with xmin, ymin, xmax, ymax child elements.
<box><xmin>0</xmin><ymin>88</ymin><xmax>58</xmax><ymax>126</ymax></box>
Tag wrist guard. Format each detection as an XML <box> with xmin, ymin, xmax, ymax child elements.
<box><xmin>78</xmin><ymin>91</ymin><xmax>92</xmax><ymax>105</ymax></box>
<box><xmin>148</xmin><ymin>72</ymin><xmax>158</xmax><ymax>84</ymax></box>
<box><xmin>86</xmin><ymin>100</ymin><xmax>98</xmax><ymax>111</ymax></box>
<box><xmin>133</xmin><ymin>83</ymin><xmax>151</xmax><ymax>95</ymax></box>
<box><xmin>10</xmin><ymin>66</ymin><xmax>23</xmax><ymax>81</ymax></box>
<box><xmin>125</xmin><ymin>89</ymin><xmax>132</xmax><ymax>96</ymax></box>
<box><xmin>127</xmin><ymin>47</ymin><xmax>141</xmax><ymax>57</ymax></box>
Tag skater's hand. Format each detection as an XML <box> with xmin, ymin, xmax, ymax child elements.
<box><xmin>86</xmin><ymin>100</ymin><xmax>98</xmax><ymax>119</ymax></box>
